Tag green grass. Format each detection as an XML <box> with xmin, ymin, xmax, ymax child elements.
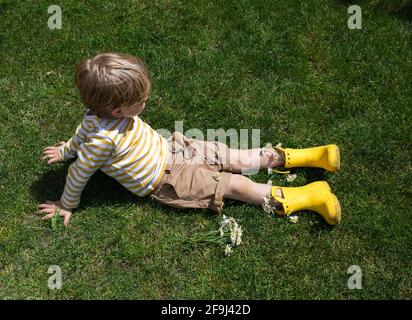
<box><xmin>0</xmin><ymin>0</ymin><xmax>411</xmax><ymax>299</ymax></box>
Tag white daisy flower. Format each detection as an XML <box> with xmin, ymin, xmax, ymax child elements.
<box><xmin>288</xmin><ymin>215</ymin><xmax>299</xmax><ymax>223</ymax></box>
<box><xmin>220</xmin><ymin>215</ymin><xmax>230</xmax><ymax>231</ymax></box>
<box><xmin>236</xmin><ymin>226</ymin><xmax>243</xmax><ymax>246</ymax></box>
<box><xmin>229</xmin><ymin>218</ymin><xmax>238</xmax><ymax>231</ymax></box>
<box><xmin>224</xmin><ymin>244</ymin><xmax>232</xmax><ymax>256</ymax></box>
<box><xmin>219</xmin><ymin>215</ymin><xmax>243</xmax><ymax>251</ymax></box>
<box><xmin>230</xmin><ymin>230</ymin><xmax>237</xmax><ymax>247</ymax></box>
<box><xmin>262</xmin><ymin>194</ymin><xmax>275</xmax><ymax>214</ymax></box>
<box><xmin>286</xmin><ymin>173</ymin><xmax>297</xmax><ymax>182</ymax></box>
<box><xmin>219</xmin><ymin>227</ymin><xmax>224</xmax><ymax>237</ymax></box>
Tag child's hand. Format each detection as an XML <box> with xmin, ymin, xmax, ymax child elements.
<box><xmin>41</xmin><ymin>141</ymin><xmax>65</xmax><ymax>164</ymax></box>
<box><xmin>39</xmin><ymin>200</ymin><xmax>72</xmax><ymax>227</ymax></box>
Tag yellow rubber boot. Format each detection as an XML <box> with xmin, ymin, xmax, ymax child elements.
<box><xmin>277</xmin><ymin>145</ymin><xmax>340</xmax><ymax>172</ymax></box>
<box><xmin>271</xmin><ymin>181</ymin><xmax>341</xmax><ymax>225</ymax></box>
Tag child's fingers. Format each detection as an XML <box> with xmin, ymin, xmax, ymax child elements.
<box><xmin>38</xmin><ymin>201</ymin><xmax>57</xmax><ymax>208</ymax></box>
<box><xmin>47</xmin><ymin>158</ymin><xmax>59</xmax><ymax>164</ymax></box>
<box><xmin>42</xmin><ymin>150</ymin><xmax>57</xmax><ymax>157</ymax></box>
<box><xmin>40</xmin><ymin>208</ymin><xmax>56</xmax><ymax>214</ymax></box>
<box><xmin>43</xmin><ymin>149</ymin><xmax>56</xmax><ymax>155</ymax></box>
<box><xmin>42</xmin><ymin>212</ymin><xmax>56</xmax><ymax>220</ymax></box>
<box><xmin>38</xmin><ymin>202</ymin><xmax>55</xmax><ymax>209</ymax></box>
<box><xmin>63</xmin><ymin>214</ymin><xmax>71</xmax><ymax>226</ymax></box>
<box><xmin>41</xmin><ymin>152</ymin><xmax>58</xmax><ymax>162</ymax></box>
<box><xmin>40</xmin><ymin>153</ymin><xmax>61</xmax><ymax>164</ymax></box>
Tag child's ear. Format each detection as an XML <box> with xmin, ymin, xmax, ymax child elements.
<box><xmin>111</xmin><ymin>107</ymin><xmax>124</xmax><ymax>118</ymax></box>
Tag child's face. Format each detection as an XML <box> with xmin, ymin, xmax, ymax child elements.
<box><xmin>111</xmin><ymin>98</ymin><xmax>148</xmax><ymax>118</ymax></box>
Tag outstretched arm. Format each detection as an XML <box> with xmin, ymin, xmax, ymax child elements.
<box><xmin>39</xmin><ymin>133</ymin><xmax>114</xmax><ymax>226</ymax></box>
<box><xmin>59</xmin><ymin>133</ymin><xmax>114</xmax><ymax>209</ymax></box>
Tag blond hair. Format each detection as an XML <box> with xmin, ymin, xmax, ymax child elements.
<box><xmin>75</xmin><ymin>53</ymin><xmax>151</xmax><ymax>118</ymax></box>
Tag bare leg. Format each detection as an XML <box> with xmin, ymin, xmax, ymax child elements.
<box><xmin>226</xmin><ymin>147</ymin><xmax>285</xmax><ymax>173</ymax></box>
<box><xmin>223</xmin><ymin>174</ymin><xmax>284</xmax><ymax>206</ymax></box>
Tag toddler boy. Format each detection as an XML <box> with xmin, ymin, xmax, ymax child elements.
<box><xmin>40</xmin><ymin>53</ymin><xmax>341</xmax><ymax>226</ymax></box>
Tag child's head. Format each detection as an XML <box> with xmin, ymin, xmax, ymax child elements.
<box><xmin>75</xmin><ymin>53</ymin><xmax>151</xmax><ymax>119</ymax></box>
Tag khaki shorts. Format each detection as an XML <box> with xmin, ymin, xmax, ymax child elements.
<box><xmin>149</xmin><ymin>132</ymin><xmax>233</xmax><ymax>213</ymax></box>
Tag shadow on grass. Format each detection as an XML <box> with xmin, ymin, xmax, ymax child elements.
<box><xmin>30</xmin><ymin>161</ymin><xmax>150</xmax><ymax>210</ymax></box>
<box><xmin>30</xmin><ymin>164</ymin><xmax>338</xmax><ymax>231</ymax></box>
<box><xmin>30</xmin><ymin>163</ymin><xmax>215</xmax><ymax>220</ymax></box>
<box><xmin>301</xmin><ymin>167</ymin><xmax>326</xmax><ymax>183</ymax></box>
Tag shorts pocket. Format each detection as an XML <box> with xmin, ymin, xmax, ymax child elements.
<box><xmin>154</xmin><ymin>182</ymin><xmax>179</xmax><ymax>201</ymax></box>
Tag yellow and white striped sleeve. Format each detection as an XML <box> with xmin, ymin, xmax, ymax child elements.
<box><xmin>58</xmin><ymin>117</ymin><xmax>95</xmax><ymax>160</ymax></box>
<box><xmin>60</xmin><ymin>134</ymin><xmax>114</xmax><ymax>209</ymax></box>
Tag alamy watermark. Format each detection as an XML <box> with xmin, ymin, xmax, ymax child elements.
<box><xmin>347</xmin><ymin>265</ymin><xmax>362</xmax><ymax>289</ymax></box>
<box><xmin>47</xmin><ymin>4</ymin><xmax>362</xmax><ymax>31</ymax></box>
<box><xmin>48</xmin><ymin>5</ymin><xmax>62</xmax><ymax>30</ymax></box>
<box><xmin>347</xmin><ymin>5</ymin><xmax>362</xmax><ymax>30</ymax></box>
<box><xmin>156</xmin><ymin>121</ymin><xmax>265</xmax><ymax>175</ymax></box>
<box><xmin>48</xmin><ymin>265</ymin><xmax>62</xmax><ymax>290</ymax></box>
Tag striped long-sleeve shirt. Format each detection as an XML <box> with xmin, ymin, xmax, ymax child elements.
<box><xmin>58</xmin><ymin>111</ymin><xmax>168</xmax><ymax>209</ymax></box>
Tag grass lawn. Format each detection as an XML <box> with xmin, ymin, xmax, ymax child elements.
<box><xmin>0</xmin><ymin>0</ymin><xmax>411</xmax><ymax>299</ymax></box>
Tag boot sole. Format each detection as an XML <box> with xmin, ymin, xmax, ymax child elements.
<box><xmin>335</xmin><ymin>145</ymin><xmax>341</xmax><ymax>171</ymax></box>
<box><xmin>328</xmin><ymin>144</ymin><xmax>340</xmax><ymax>172</ymax></box>
<box><xmin>329</xmin><ymin>192</ymin><xmax>342</xmax><ymax>225</ymax></box>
